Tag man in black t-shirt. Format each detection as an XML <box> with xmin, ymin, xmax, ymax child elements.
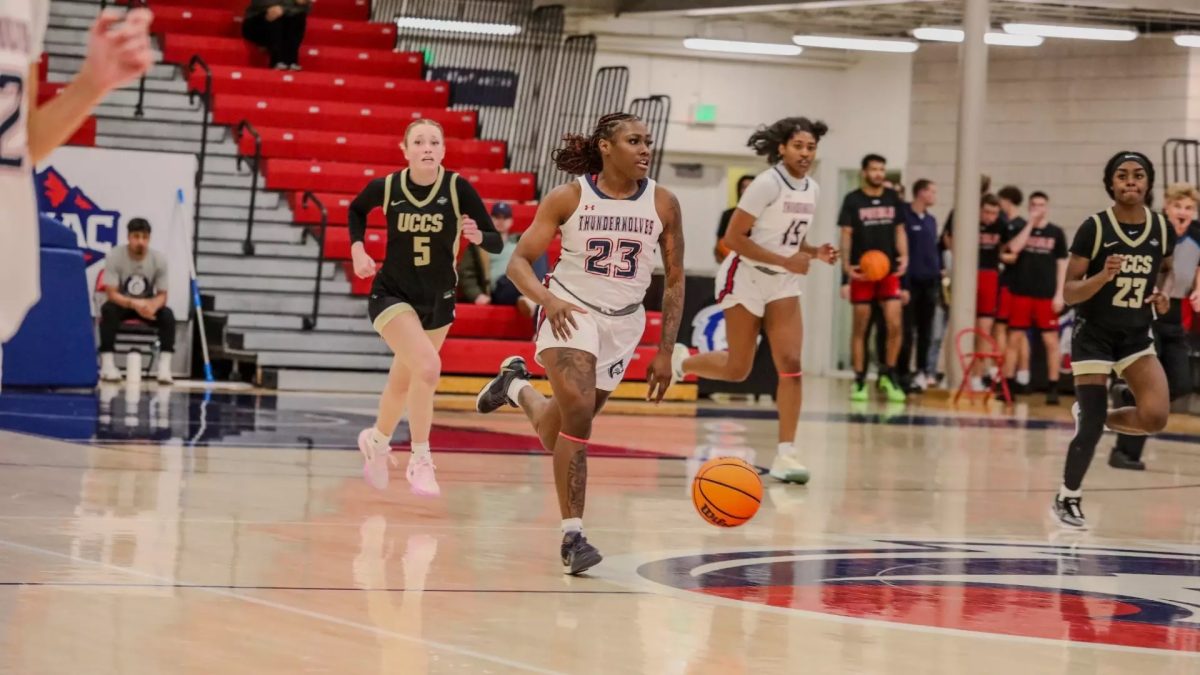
<box><xmin>1000</xmin><ymin>191</ymin><xmax>1068</xmax><ymax>404</ymax></box>
<box><xmin>839</xmin><ymin>154</ymin><xmax>909</xmax><ymax>403</ymax></box>
<box><xmin>996</xmin><ymin>186</ymin><xmax>1027</xmax><ymax>378</ymax></box>
<box><xmin>715</xmin><ymin>175</ymin><xmax>755</xmax><ymax>264</ymax></box>
<box><xmin>942</xmin><ymin>193</ymin><xmax>1012</xmax><ymax>389</ymax></box>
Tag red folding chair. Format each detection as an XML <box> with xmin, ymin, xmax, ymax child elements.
<box><xmin>952</xmin><ymin>327</ymin><xmax>1012</xmax><ymax>404</ymax></box>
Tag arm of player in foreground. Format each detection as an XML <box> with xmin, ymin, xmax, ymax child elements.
<box><xmin>647</xmin><ymin>187</ymin><xmax>685</xmax><ymax>402</ymax></box>
<box><xmin>508</xmin><ymin>184</ymin><xmax>584</xmax><ymax>340</ymax></box>
<box><xmin>27</xmin><ymin>10</ymin><xmax>154</xmax><ymax>164</ymax></box>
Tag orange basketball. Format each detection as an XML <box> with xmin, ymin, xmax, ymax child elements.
<box><xmin>859</xmin><ymin>250</ymin><xmax>891</xmax><ymax>282</ymax></box>
<box><xmin>692</xmin><ymin>457</ymin><xmax>763</xmax><ymax>527</ymax></box>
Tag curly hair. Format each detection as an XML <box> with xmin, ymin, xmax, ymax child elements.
<box><xmin>552</xmin><ymin>112</ymin><xmax>642</xmax><ymax>175</ymax></box>
<box><xmin>746</xmin><ymin>117</ymin><xmax>830</xmax><ymax>164</ymax></box>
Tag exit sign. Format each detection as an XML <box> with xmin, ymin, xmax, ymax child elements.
<box><xmin>692</xmin><ymin>103</ymin><xmax>717</xmax><ymax>124</ymax></box>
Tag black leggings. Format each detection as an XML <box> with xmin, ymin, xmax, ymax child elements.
<box><xmin>99</xmin><ymin>301</ymin><xmax>176</xmax><ymax>353</ymax></box>
<box><xmin>900</xmin><ymin>278</ymin><xmax>940</xmax><ymax>376</ymax></box>
<box><xmin>242</xmin><ymin>12</ymin><xmax>308</xmax><ymax>66</ymax></box>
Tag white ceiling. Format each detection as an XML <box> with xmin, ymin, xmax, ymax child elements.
<box><xmin>560</xmin><ymin>0</ymin><xmax>1200</xmax><ymax>36</ymax></box>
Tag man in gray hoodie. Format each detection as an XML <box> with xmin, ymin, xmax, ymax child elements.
<box><xmin>242</xmin><ymin>0</ymin><xmax>311</xmax><ymax>70</ymax></box>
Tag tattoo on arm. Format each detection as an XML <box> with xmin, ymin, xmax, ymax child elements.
<box><xmin>659</xmin><ymin>191</ymin><xmax>685</xmax><ymax>349</ymax></box>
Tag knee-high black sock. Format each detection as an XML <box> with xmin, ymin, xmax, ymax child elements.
<box><xmin>1063</xmin><ymin>384</ymin><xmax>1108</xmax><ymax>491</ymax></box>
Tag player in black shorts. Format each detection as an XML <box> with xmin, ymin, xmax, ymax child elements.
<box><xmin>1052</xmin><ymin>151</ymin><xmax>1176</xmax><ymax>529</ymax></box>
<box><xmin>348</xmin><ymin>119</ymin><xmax>503</xmax><ymax>497</ymax></box>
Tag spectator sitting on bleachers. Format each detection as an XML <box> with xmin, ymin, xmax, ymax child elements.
<box><xmin>242</xmin><ymin>0</ymin><xmax>311</xmax><ymax>71</ymax></box>
<box><xmin>98</xmin><ymin>219</ymin><xmax>175</xmax><ymax>385</ymax></box>
<box><xmin>458</xmin><ymin>202</ymin><xmax>545</xmax><ymax>319</ymax></box>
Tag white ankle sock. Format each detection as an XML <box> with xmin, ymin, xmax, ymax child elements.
<box><xmin>507</xmin><ymin>378</ymin><xmax>531</xmax><ymax>404</ymax></box>
<box><xmin>1059</xmin><ymin>485</ymin><xmax>1082</xmax><ymax>499</ymax></box>
<box><xmin>1016</xmin><ymin>370</ymin><xmax>1031</xmax><ymax>386</ymax></box>
<box><xmin>410</xmin><ymin>441</ymin><xmax>431</xmax><ymax>462</ymax></box>
<box><xmin>561</xmin><ymin>518</ymin><xmax>582</xmax><ymax>534</ymax></box>
<box><xmin>368</xmin><ymin>428</ymin><xmax>390</xmax><ymax>454</ymax></box>
<box><xmin>777</xmin><ymin>442</ymin><xmax>796</xmax><ymax>456</ymax></box>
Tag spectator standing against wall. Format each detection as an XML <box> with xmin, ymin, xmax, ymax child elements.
<box><xmin>898</xmin><ymin>179</ymin><xmax>941</xmax><ymax>392</ymax></box>
<box><xmin>98</xmin><ymin>218</ymin><xmax>175</xmax><ymax>385</ymax></box>
<box><xmin>243</xmin><ymin>0</ymin><xmax>311</xmax><ymax>70</ymax></box>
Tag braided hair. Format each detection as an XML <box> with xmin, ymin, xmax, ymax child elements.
<box><xmin>746</xmin><ymin>117</ymin><xmax>829</xmax><ymax>164</ymax></box>
<box><xmin>552</xmin><ymin>112</ymin><xmax>642</xmax><ymax>175</ymax></box>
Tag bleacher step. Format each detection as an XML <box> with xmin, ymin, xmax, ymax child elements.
<box><xmin>266</xmin><ymin>369</ymin><xmax>699</xmax><ymax>403</ymax></box>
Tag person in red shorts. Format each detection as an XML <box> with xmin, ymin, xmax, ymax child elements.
<box><xmin>1000</xmin><ymin>191</ymin><xmax>1068</xmax><ymax>405</ymax></box>
<box><xmin>839</xmin><ymin>154</ymin><xmax>909</xmax><ymax>403</ymax></box>
<box><xmin>995</xmin><ymin>186</ymin><xmax>1027</xmax><ymax>378</ymax></box>
<box><xmin>944</xmin><ymin>193</ymin><xmax>1010</xmax><ymax>389</ymax></box>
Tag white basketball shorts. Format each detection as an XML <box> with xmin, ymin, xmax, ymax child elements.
<box><xmin>534</xmin><ymin>287</ymin><xmax>646</xmax><ymax>391</ymax></box>
<box><xmin>714</xmin><ymin>254</ymin><xmax>803</xmax><ymax>317</ymax></box>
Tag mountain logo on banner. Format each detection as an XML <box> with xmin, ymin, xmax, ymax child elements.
<box><xmin>35</xmin><ymin>166</ymin><xmax>120</xmax><ymax>267</ymax></box>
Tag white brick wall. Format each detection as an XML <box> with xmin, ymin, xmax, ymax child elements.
<box><xmin>908</xmin><ymin>39</ymin><xmax>1189</xmax><ymax>233</ymax></box>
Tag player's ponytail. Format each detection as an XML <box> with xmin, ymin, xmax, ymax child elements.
<box><xmin>747</xmin><ymin>117</ymin><xmax>830</xmax><ymax>164</ymax></box>
<box><xmin>552</xmin><ymin>112</ymin><xmax>641</xmax><ymax>175</ymax></box>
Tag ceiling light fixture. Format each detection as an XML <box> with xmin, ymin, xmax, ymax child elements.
<box><xmin>1002</xmin><ymin>23</ymin><xmax>1137</xmax><ymax>42</ymax></box>
<box><xmin>683</xmin><ymin>38</ymin><xmax>804</xmax><ymax>56</ymax></box>
<box><xmin>912</xmin><ymin>26</ymin><xmax>1043</xmax><ymax>47</ymax></box>
<box><xmin>394</xmin><ymin>18</ymin><xmax>521</xmax><ymax>36</ymax></box>
<box><xmin>1175</xmin><ymin>34</ymin><xmax>1200</xmax><ymax>48</ymax></box>
<box><xmin>791</xmin><ymin>34</ymin><xmax>918</xmax><ymax>53</ymax></box>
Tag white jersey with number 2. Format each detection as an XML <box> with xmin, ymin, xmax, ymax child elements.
<box><xmin>550</xmin><ymin>174</ymin><xmax>663</xmax><ymax>313</ymax></box>
<box><xmin>0</xmin><ymin>0</ymin><xmax>49</xmax><ymax>342</ymax></box>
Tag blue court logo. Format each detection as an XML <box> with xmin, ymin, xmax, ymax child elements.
<box><xmin>637</xmin><ymin>540</ymin><xmax>1200</xmax><ymax>652</ymax></box>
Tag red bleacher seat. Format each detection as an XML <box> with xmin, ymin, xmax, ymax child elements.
<box><xmin>264</xmin><ymin>159</ymin><xmax>536</xmax><ymax>200</ymax></box>
<box><xmin>212</xmin><ymin>95</ymin><xmax>475</xmax><ymax>138</ymax></box>
<box><xmin>188</xmin><ymin>66</ymin><xmax>449</xmax><ymax>108</ymax></box>
<box><xmin>449</xmin><ymin>305</ymin><xmax>534</xmax><ymax>340</ymax></box>
<box><xmin>150</xmin><ymin>6</ymin><xmax>395</xmax><ymax>50</ymax></box>
<box><xmin>238</xmin><ymin>129</ymin><xmax>505</xmax><ymax>170</ymax></box>
<box><xmin>447</xmin><ymin>305</ymin><xmax>664</xmax><ymax>346</ymax></box>
<box><xmin>437</xmin><ymin>339</ymin><xmax>662</xmax><ymax>380</ymax></box>
<box><xmin>163</xmin><ymin>35</ymin><xmax>421</xmax><ymax>78</ymax></box>
<box><xmin>133</xmin><ymin>0</ymin><xmax>369</xmax><ymax>20</ymax></box>
<box><xmin>292</xmin><ymin>193</ymin><xmax>536</xmax><ymax>231</ymax></box>
<box><xmin>323</xmin><ymin>227</ymin><xmax>384</xmax><ymax>260</ymax></box>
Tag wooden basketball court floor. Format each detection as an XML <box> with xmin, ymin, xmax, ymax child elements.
<box><xmin>0</xmin><ymin>379</ymin><xmax>1198</xmax><ymax>674</ymax></box>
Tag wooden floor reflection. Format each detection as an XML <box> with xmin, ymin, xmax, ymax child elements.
<box><xmin>0</xmin><ymin>378</ymin><xmax>1198</xmax><ymax>674</ymax></box>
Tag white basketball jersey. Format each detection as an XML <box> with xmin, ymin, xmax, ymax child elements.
<box><xmin>550</xmin><ymin>175</ymin><xmax>662</xmax><ymax>312</ymax></box>
<box><xmin>741</xmin><ymin>166</ymin><xmax>819</xmax><ymax>273</ymax></box>
<box><xmin>0</xmin><ymin>0</ymin><xmax>48</xmax><ymax>342</ymax></box>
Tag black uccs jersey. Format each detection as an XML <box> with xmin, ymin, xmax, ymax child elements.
<box><xmin>348</xmin><ymin>167</ymin><xmax>500</xmax><ymax>299</ymax></box>
<box><xmin>1069</xmin><ymin>208</ymin><xmax>1176</xmax><ymax>331</ymax></box>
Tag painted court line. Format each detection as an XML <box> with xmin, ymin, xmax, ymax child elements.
<box><xmin>0</xmin><ymin>536</ymin><xmax>565</xmax><ymax>675</ymax></box>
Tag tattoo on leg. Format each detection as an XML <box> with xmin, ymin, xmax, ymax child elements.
<box><xmin>567</xmin><ymin>448</ymin><xmax>587</xmax><ymax>517</ymax></box>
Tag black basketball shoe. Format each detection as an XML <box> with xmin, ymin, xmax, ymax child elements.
<box><xmin>475</xmin><ymin>356</ymin><xmax>531</xmax><ymax>414</ymax></box>
<box><xmin>561</xmin><ymin>531</ymin><xmax>603</xmax><ymax>575</ymax></box>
